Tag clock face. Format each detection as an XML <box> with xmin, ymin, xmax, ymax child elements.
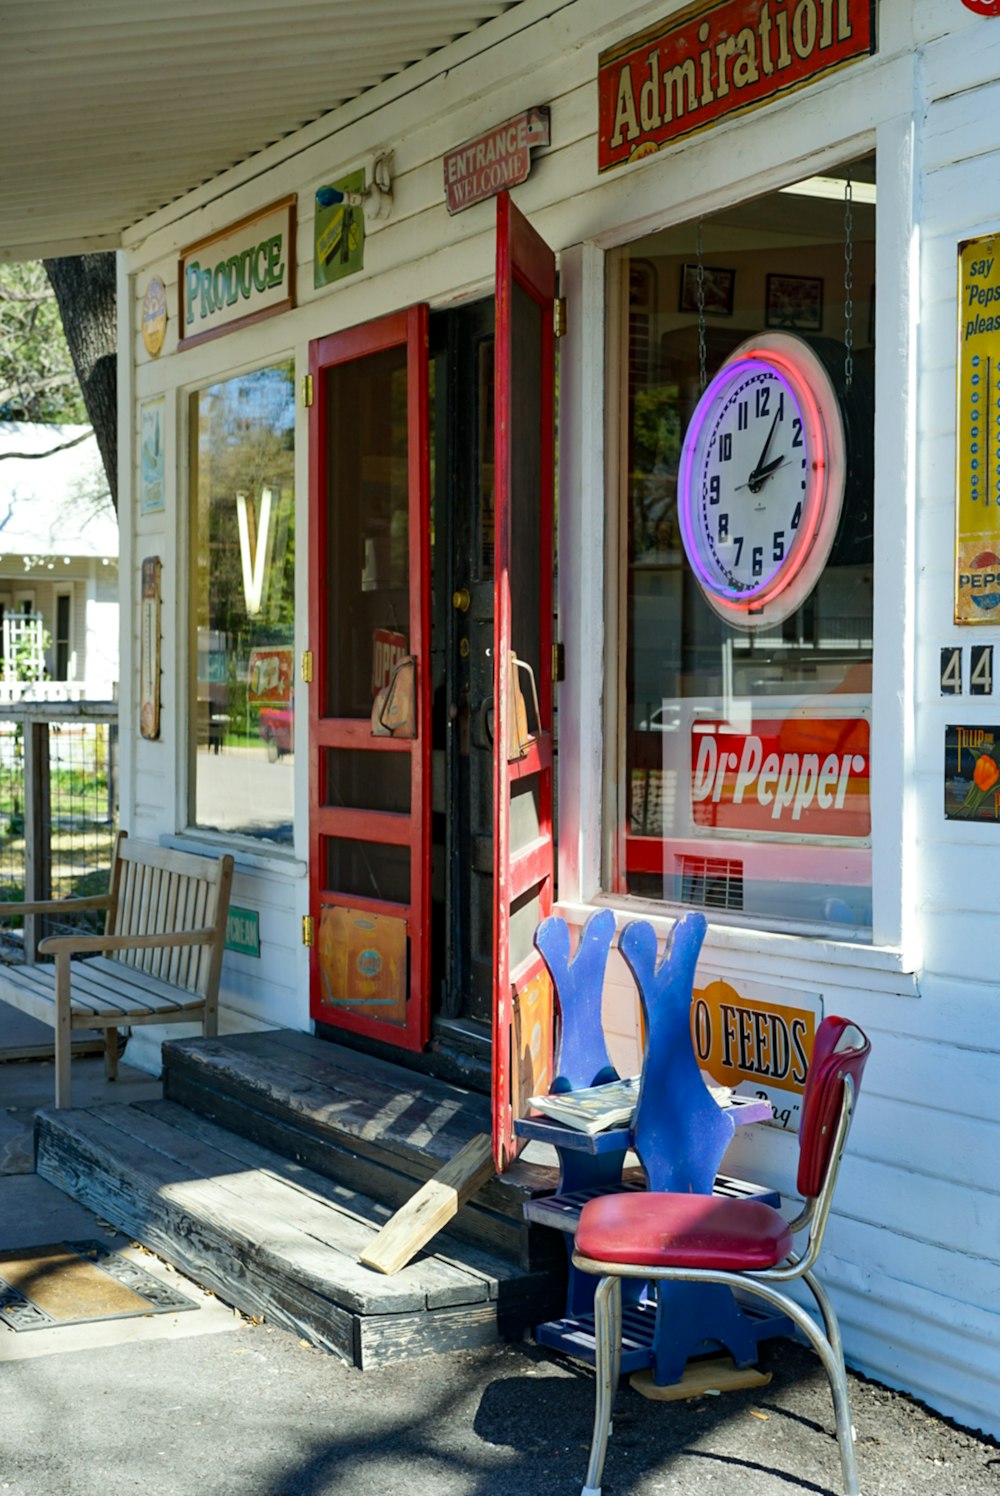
<box><xmin>677</xmin><ymin>333</ymin><xmax>846</xmax><ymax>629</ymax></box>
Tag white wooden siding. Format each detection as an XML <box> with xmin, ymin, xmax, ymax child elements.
<box><xmin>117</xmin><ymin>0</ymin><xmax>1000</xmax><ymax>1439</ymax></box>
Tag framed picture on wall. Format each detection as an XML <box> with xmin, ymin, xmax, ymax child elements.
<box><xmin>765</xmin><ymin>273</ymin><xmax>823</xmax><ymax>331</ymax></box>
<box><xmin>629</xmin><ymin>259</ymin><xmax>656</xmax><ymax>313</ymax></box>
<box><xmin>139</xmin><ymin>396</ymin><xmax>165</xmax><ymax>514</ymax></box>
<box><xmin>679</xmin><ymin>263</ymin><xmax>735</xmax><ymax>317</ymax></box>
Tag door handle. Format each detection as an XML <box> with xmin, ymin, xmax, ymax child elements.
<box><xmin>452</xmin><ymin>586</ymin><xmax>471</xmax><ymax>613</ymax></box>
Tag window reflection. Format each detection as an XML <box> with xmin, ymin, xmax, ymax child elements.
<box><xmin>621</xmin><ymin>158</ymin><xmax>875</xmax><ymax>934</ymax></box>
<box><xmin>190</xmin><ymin>361</ymin><xmax>295</xmax><ymax>844</ymax></box>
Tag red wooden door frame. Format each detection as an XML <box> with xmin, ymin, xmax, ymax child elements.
<box><xmin>307</xmin><ymin>305</ymin><xmax>432</xmax><ymax>1052</ymax></box>
<box><xmin>492</xmin><ymin>193</ymin><xmax>557</xmax><ymax>1169</ymax></box>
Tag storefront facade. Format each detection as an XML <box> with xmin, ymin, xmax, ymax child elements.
<box><xmin>118</xmin><ymin>0</ymin><xmax>1000</xmax><ymax>1436</ymax></box>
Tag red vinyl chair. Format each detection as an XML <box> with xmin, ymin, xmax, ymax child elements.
<box><xmin>571</xmin><ymin>1015</ymin><xmax>871</xmax><ymax>1496</ymax></box>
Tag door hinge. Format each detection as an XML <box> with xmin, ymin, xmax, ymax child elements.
<box><xmin>301</xmin><ymin>374</ymin><xmax>314</xmax><ymax>407</ymax></box>
<box><xmin>554</xmin><ymin>297</ymin><xmax>567</xmax><ymax>338</ymax></box>
<box><xmin>552</xmin><ymin>641</ymin><xmax>565</xmax><ymax>682</ymax></box>
<box><xmin>301</xmin><ymin>650</ymin><xmax>314</xmax><ymax>683</ymax></box>
<box><xmin>302</xmin><ymin>915</ymin><xmax>315</xmax><ymax>947</ymax></box>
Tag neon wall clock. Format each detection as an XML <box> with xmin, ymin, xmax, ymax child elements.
<box><xmin>677</xmin><ymin>332</ymin><xmax>846</xmax><ymax>630</ymax></box>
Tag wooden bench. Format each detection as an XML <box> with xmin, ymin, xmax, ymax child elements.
<box><xmin>0</xmin><ymin>832</ymin><xmax>234</xmax><ymax>1108</ymax></box>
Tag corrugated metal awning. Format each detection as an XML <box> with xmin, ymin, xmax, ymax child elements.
<box><xmin>0</xmin><ymin>1</ymin><xmax>525</xmax><ymax>263</ymax></box>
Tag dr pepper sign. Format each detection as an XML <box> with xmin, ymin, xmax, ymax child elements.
<box><xmin>691</xmin><ymin>715</ymin><xmax>871</xmax><ymax>838</ymax></box>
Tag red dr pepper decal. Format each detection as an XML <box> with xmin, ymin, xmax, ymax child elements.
<box><xmin>691</xmin><ymin>716</ymin><xmax>870</xmax><ymax>838</ymax></box>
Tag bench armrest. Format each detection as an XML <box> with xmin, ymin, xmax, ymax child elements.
<box><xmin>39</xmin><ymin>927</ymin><xmax>218</xmax><ymax>957</ymax></box>
<box><xmin>0</xmin><ymin>895</ymin><xmax>113</xmax><ymax>920</ymax></box>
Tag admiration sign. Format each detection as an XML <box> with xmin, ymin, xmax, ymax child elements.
<box><xmin>444</xmin><ymin>107</ymin><xmax>550</xmax><ymax>214</ymax></box>
<box><xmin>179</xmin><ymin>196</ymin><xmax>295</xmax><ymax>350</ymax></box>
<box><xmin>598</xmin><ymin>0</ymin><xmax>875</xmax><ymax>173</ymax></box>
<box><xmin>690</xmin><ymin>714</ymin><xmax>871</xmax><ymax>838</ymax></box>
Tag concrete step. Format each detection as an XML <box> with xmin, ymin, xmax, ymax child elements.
<box><xmin>35</xmin><ymin>1098</ymin><xmax>561</xmax><ymax>1369</ymax></box>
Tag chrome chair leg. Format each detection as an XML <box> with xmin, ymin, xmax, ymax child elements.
<box><xmin>582</xmin><ymin>1274</ymin><xmax>622</xmax><ymax>1496</ymax></box>
<box><xmin>736</xmin><ymin>1275</ymin><xmax>860</xmax><ymax>1496</ymax></box>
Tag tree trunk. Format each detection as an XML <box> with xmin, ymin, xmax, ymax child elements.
<box><xmin>42</xmin><ymin>254</ymin><xmax>118</xmax><ymax>511</ymax></box>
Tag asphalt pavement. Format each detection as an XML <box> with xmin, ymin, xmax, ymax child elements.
<box><xmin>1</xmin><ymin>1033</ymin><xmax>998</xmax><ymax>1496</ymax></box>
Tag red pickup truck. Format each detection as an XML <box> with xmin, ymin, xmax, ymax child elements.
<box><xmin>259</xmin><ymin>707</ymin><xmax>293</xmax><ymax>761</ymax></box>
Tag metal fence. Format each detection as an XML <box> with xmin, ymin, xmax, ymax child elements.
<box><xmin>0</xmin><ymin>702</ymin><xmax>119</xmax><ymax>961</ymax></box>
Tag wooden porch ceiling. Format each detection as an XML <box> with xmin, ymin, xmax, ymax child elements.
<box><xmin>0</xmin><ymin>0</ymin><xmax>526</xmax><ymax>263</ymax></box>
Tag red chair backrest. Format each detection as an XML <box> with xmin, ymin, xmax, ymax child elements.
<box><xmin>797</xmin><ymin>1015</ymin><xmax>870</xmax><ymax>1200</ymax></box>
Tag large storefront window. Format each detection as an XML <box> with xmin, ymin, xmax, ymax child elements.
<box><xmin>619</xmin><ymin>157</ymin><xmax>875</xmax><ymax>936</ymax></box>
<box><xmin>190</xmin><ymin>362</ymin><xmax>295</xmax><ymax>844</ymax></box>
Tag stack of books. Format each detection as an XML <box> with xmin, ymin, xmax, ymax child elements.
<box><xmin>526</xmin><ymin>1076</ymin><xmax>640</xmax><ymax>1135</ymax></box>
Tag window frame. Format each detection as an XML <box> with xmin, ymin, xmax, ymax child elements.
<box><xmin>183</xmin><ymin>355</ymin><xmax>299</xmax><ymax>855</ymax></box>
<box><xmin>565</xmin><ymin>115</ymin><xmax>917</xmax><ymax>972</ymax></box>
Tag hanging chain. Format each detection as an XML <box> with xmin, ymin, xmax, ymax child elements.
<box><xmin>696</xmin><ymin>220</ymin><xmax>707</xmax><ymax>393</ymax></box>
<box><xmin>843</xmin><ymin>175</ymin><xmax>854</xmax><ymax>391</ymax></box>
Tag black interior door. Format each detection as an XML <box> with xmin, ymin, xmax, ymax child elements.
<box><xmin>430</xmin><ymin>299</ymin><xmax>496</xmax><ymax>1033</ymax></box>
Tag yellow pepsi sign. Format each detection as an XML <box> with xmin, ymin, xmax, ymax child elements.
<box><xmin>956</xmin><ymin>234</ymin><xmax>1000</xmax><ymax>622</ymax></box>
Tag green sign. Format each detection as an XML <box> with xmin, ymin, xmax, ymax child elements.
<box><xmin>225</xmin><ymin>906</ymin><xmax>260</xmax><ymax>958</ymax></box>
<box><xmin>314</xmin><ymin>169</ymin><xmax>365</xmax><ymax>288</ymax></box>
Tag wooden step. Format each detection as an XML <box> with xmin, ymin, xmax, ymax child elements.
<box><xmin>162</xmin><ymin>1030</ymin><xmax>561</xmax><ymax>1268</ymax></box>
<box><xmin>35</xmin><ymin>1099</ymin><xmax>561</xmax><ymax>1368</ymax></box>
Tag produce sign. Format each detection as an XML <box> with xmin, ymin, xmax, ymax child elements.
<box><xmin>691</xmin><ymin>714</ymin><xmax>870</xmax><ymax>838</ymax></box>
<box><xmin>598</xmin><ymin>0</ymin><xmax>875</xmax><ymax>173</ymax></box>
<box><xmin>178</xmin><ymin>196</ymin><xmax>295</xmax><ymax>349</ymax></box>
<box><xmin>944</xmin><ymin>724</ymin><xmax>1000</xmax><ymax>821</ymax></box>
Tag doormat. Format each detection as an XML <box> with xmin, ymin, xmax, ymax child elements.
<box><xmin>0</xmin><ymin>1240</ymin><xmax>198</xmax><ymax>1330</ymax></box>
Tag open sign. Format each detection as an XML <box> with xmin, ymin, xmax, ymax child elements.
<box><xmin>372</xmin><ymin>628</ymin><xmax>407</xmax><ymax>699</ymax></box>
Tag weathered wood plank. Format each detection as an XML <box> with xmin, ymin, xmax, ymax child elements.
<box><xmin>36</xmin><ymin>1106</ymin><xmax>428</xmax><ymax>1316</ymax></box>
<box><xmin>36</xmin><ymin>1105</ymin><xmax>547</xmax><ymax>1366</ymax></box>
<box><xmin>141</xmin><ymin>1100</ymin><xmax>537</xmax><ymax>1302</ymax></box>
<box><xmin>104</xmin><ymin>1103</ymin><xmax>492</xmax><ymax>1310</ymax></box>
<box><xmin>361</xmin><ymin>1135</ymin><xmax>495</xmax><ymax>1276</ymax></box>
<box><xmin>161</xmin><ymin>1069</ymin><xmax>530</xmax><ymax>1263</ymax></box>
<box><xmin>358</xmin><ymin>1300</ymin><xmax>500</xmax><ymax>1369</ymax></box>
<box><xmin>35</xmin><ymin>1114</ymin><xmax>357</xmax><ymax>1363</ymax></box>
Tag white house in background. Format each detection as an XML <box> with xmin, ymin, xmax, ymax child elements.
<box><xmin>0</xmin><ymin>422</ymin><xmax>118</xmax><ymax>702</ymax></box>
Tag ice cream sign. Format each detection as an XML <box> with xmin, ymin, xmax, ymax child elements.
<box><xmin>691</xmin><ymin>714</ymin><xmax>870</xmax><ymax>838</ymax></box>
<box><xmin>179</xmin><ymin>196</ymin><xmax>296</xmax><ymax>350</ymax></box>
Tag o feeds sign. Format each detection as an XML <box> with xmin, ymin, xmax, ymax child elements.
<box><xmin>178</xmin><ymin>196</ymin><xmax>296</xmax><ymax>350</ymax></box>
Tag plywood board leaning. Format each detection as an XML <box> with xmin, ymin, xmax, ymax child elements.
<box><xmin>360</xmin><ymin>1134</ymin><xmax>495</xmax><ymax>1276</ymax></box>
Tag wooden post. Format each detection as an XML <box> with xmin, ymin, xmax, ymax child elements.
<box><xmin>22</xmin><ymin>720</ymin><xmax>51</xmax><ymax>963</ymax></box>
<box><xmin>54</xmin><ymin>952</ymin><xmax>72</xmax><ymax>1108</ymax></box>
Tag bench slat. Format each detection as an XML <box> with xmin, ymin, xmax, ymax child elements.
<box><xmin>0</xmin><ymin>959</ymin><xmax>204</xmax><ymax>1022</ymax></box>
<box><xmin>0</xmin><ymin>832</ymin><xmax>234</xmax><ymax>1105</ymax></box>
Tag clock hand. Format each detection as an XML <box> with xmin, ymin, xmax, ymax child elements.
<box><xmin>735</xmin><ymin>456</ymin><xmax>787</xmax><ymax>491</ymax></box>
<box><xmin>748</xmin><ymin>406</ymin><xmax>782</xmax><ymax>485</ymax></box>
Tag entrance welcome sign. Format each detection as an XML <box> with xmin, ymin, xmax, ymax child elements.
<box><xmin>598</xmin><ymin>0</ymin><xmax>876</xmax><ymax>173</ymax></box>
<box><xmin>178</xmin><ymin>196</ymin><xmax>296</xmax><ymax>350</ymax></box>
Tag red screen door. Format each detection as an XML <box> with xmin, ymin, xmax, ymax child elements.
<box><xmin>308</xmin><ymin>306</ymin><xmax>432</xmax><ymax>1052</ymax></box>
<box><xmin>492</xmin><ymin>193</ymin><xmax>557</xmax><ymax>1169</ymax></box>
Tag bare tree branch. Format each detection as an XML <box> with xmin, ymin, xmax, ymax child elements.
<box><xmin>0</xmin><ymin>429</ymin><xmax>92</xmax><ymax>461</ymax></box>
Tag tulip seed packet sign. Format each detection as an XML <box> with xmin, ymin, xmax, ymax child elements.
<box><xmin>314</xmin><ymin>170</ymin><xmax>365</xmax><ymax>288</ymax></box>
<box><xmin>944</xmin><ymin>725</ymin><xmax>1000</xmax><ymax>821</ymax></box>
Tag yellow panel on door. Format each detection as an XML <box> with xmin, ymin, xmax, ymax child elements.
<box><xmin>318</xmin><ymin>905</ymin><xmax>408</xmax><ymax>1025</ymax></box>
